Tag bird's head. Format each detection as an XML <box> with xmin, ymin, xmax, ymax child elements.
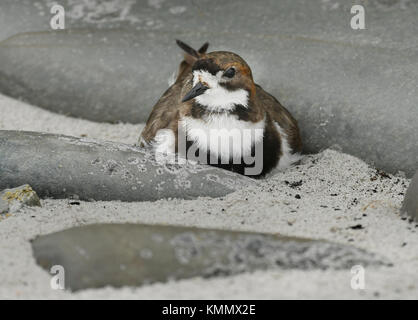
<box><xmin>176</xmin><ymin>40</ymin><xmax>255</xmax><ymax>112</ymax></box>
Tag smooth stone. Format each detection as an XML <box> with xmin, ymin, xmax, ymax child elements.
<box><xmin>0</xmin><ymin>0</ymin><xmax>48</xmax><ymax>43</ymax></box>
<box><xmin>0</xmin><ymin>131</ymin><xmax>254</xmax><ymax>202</ymax></box>
<box><xmin>1</xmin><ymin>30</ymin><xmax>418</xmax><ymax>177</ymax></box>
<box><xmin>0</xmin><ymin>184</ymin><xmax>41</xmax><ymax>214</ymax></box>
<box><xmin>32</xmin><ymin>223</ymin><xmax>388</xmax><ymax>291</ymax></box>
<box><xmin>0</xmin><ymin>31</ymin><xmax>178</xmax><ymax>124</ymax></box>
<box><xmin>401</xmin><ymin>170</ymin><xmax>418</xmax><ymax>221</ymax></box>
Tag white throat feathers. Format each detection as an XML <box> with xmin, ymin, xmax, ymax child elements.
<box><xmin>192</xmin><ymin>70</ymin><xmax>249</xmax><ymax>112</ymax></box>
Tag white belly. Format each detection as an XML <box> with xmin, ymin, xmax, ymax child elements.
<box><xmin>149</xmin><ymin>115</ymin><xmax>301</xmax><ymax>172</ymax></box>
<box><xmin>181</xmin><ymin>114</ymin><xmax>265</xmax><ymax>162</ymax></box>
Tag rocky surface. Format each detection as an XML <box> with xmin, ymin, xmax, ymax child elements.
<box><xmin>0</xmin><ymin>0</ymin><xmax>417</xmax><ymax>299</ymax></box>
<box><xmin>0</xmin><ymin>184</ymin><xmax>41</xmax><ymax>215</ymax></box>
<box><xmin>1</xmin><ymin>0</ymin><xmax>417</xmax><ymax>47</ymax></box>
<box><xmin>32</xmin><ymin>223</ymin><xmax>387</xmax><ymax>291</ymax></box>
<box><xmin>0</xmin><ymin>146</ymin><xmax>414</xmax><ymax>299</ymax></box>
<box><xmin>402</xmin><ymin>170</ymin><xmax>418</xmax><ymax>221</ymax></box>
<box><xmin>1</xmin><ymin>25</ymin><xmax>417</xmax><ymax>177</ymax></box>
<box><xmin>0</xmin><ymin>31</ymin><xmax>175</xmax><ymax>123</ymax></box>
<box><xmin>0</xmin><ymin>131</ymin><xmax>254</xmax><ymax>201</ymax></box>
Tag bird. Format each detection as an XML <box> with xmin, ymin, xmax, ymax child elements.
<box><xmin>139</xmin><ymin>40</ymin><xmax>302</xmax><ymax>178</ymax></box>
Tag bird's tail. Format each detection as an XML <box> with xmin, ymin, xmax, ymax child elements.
<box><xmin>174</xmin><ymin>40</ymin><xmax>209</xmax><ymax>83</ymax></box>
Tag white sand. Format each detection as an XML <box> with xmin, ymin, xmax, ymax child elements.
<box><xmin>0</xmin><ymin>94</ymin><xmax>144</xmax><ymax>144</ymax></box>
<box><xmin>0</xmin><ymin>93</ymin><xmax>417</xmax><ymax>300</ymax></box>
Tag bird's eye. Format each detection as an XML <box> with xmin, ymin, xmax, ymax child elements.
<box><xmin>223</xmin><ymin>67</ymin><xmax>235</xmax><ymax>78</ymax></box>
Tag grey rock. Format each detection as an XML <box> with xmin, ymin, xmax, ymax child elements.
<box><xmin>0</xmin><ymin>131</ymin><xmax>254</xmax><ymax>201</ymax></box>
<box><xmin>32</xmin><ymin>223</ymin><xmax>388</xmax><ymax>291</ymax></box>
<box><xmin>0</xmin><ymin>30</ymin><xmax>177</xmax><ymax>124</ymax></box>
<box><xmin>1</xmin><ymin>30</ymin><xmax>418</xmax><ymax>177</ymax></box>
<box><xmin>1</xmin><ymin>0</ymin><xmax>417</xmax><ymax>48</ymax></box>
<box><xmin>0</xmin><ymin>184</ymin><xmax>41</xmax><ymax>214</ymax></box>
<box><xmin>401</xmin><ymin>170</ymin><xmax>418</xmax><ymax>221</ymax></box>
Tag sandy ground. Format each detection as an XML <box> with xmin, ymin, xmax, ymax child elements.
<box><xmin>0</xmin><ymin>93</ymin><xmax>417</xmax><ymax>299</ymax></box>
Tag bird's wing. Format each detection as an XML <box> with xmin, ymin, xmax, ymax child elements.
<box><xmin>255</xmin><ymin>84</ymin><xmax>302</xmax><ymax>153</ymax></box>
<box><xmin>139</xmin><ymin>40</ymin><xmax>210</xmax><ymax>146</ymax></box>
<box><xmin>139</xmin><ymin>81</ymin><xmax>182</xmax><ymax>146</ymax></box>
<box><xmin>175</xmin><ymin>41</ymin><xmax>209</xmax><ymax>83</ymax></box>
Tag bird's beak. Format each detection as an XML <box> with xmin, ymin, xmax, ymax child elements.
<box><xmin>182</xmin><ymin>82</ymin><xmax>209</xmax><ymax>102</ymax></box>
